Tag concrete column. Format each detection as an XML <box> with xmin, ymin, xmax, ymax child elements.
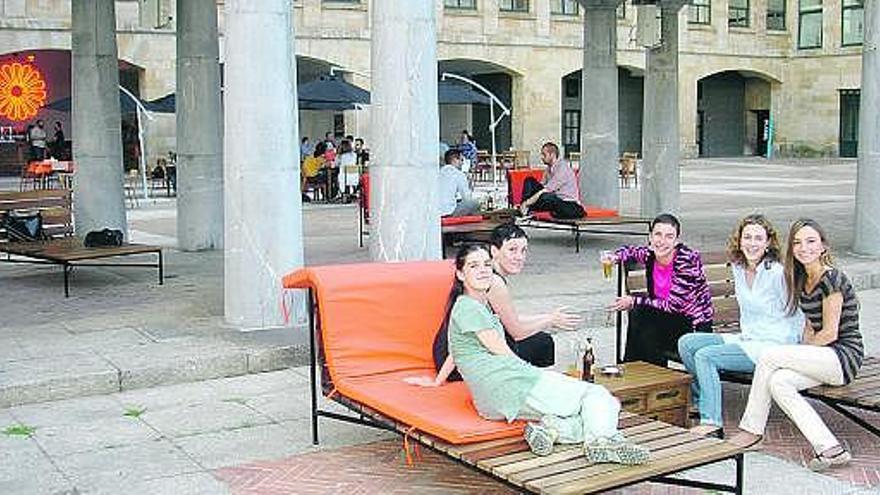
<box><xmin>580</xmin><ymin>0</ymin><xmax>620</xmax><ymax>210</ymax></box>
<box><xmin>71</xmin><ymin>0</ymin><xmax>127</xmax><ymax>236</ymax></box>
<box><xmin>369</xmin><ymin>0</ymin><xmax>441</xmax><ymax>261</ymax></box>
<box><xmin>854</xmin><ymin>0</ymin><xmax>880</xmax><ymax>255</ymax></box>
<box><xmin>224</xmin><ymin>0</ymin><xmax>303</xmax><ymax>329</ymax></box>
<box><xmin>176</xmin><ymin>0</ymin><xmax>223</xmax><ymax>251</ymax></box>
<box><xmin>640</xmin><ymin>0</ymin><xmax>686</xmax><ymax>217</ymax></box>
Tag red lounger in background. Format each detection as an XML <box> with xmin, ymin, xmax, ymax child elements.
<box><xmin>282</xmin><ymin>260</ymin><xmax>525</xmax><ymax>445</ymax></box>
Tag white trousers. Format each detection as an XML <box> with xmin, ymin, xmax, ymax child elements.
<box><xmin>739</xmin><ymin>345</ymin><xmax>844</xmax><ymax>453</ymax></box>
<box><xmin>519</xmin><ymin>370</ymin><xmax>621</xmax><ymax>444</ymax></box>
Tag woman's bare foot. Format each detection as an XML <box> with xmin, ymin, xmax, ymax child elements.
<box><xmin>728</xmin><ymin>431</ymin><xmax>763</xmax><ymax>449</ymax></box>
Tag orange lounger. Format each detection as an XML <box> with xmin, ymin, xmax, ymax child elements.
<box><xmin>283</xmin><ymin>260</ymin><xmax>525</xmax><ymax>445</ymax></box>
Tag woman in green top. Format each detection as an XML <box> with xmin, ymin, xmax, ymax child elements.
<box><xmin>407</xmin><ymin>244</ymin><xmax>649</xmax><ymax>464</ymax></box>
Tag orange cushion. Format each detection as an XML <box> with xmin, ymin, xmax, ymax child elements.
<box><xmin>282</xmin><ymin>261</ymin><xmax>524</xmax><ymax>444</ymax></box>
<box><xmin>583</xmin><ymin>205</ymin><xmax>619</xmax><ymax>218</ymax></box>
<box><xmin>531</xmin><ymin>206</ymin><xmax>619</xmax><ymax>221</ymax></box>
<box><xmin>506</xmin><ymin>169</ymin><xmax>545</xmax><ymax>206</ymax></box>
<box><xmin>441</xmin><ymin>215</ymin><xmax>484</xmax><ymax>226</ymax></box>
<box><xmin>348</xmin><ymin>371</ymin><xmax>524</xmax><ymax>444</ymax></box>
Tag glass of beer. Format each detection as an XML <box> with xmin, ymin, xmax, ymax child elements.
<box><xmin>600</xmin><ymin>250</ymin><xmax>614</xmax><ymax>282</ymax></box>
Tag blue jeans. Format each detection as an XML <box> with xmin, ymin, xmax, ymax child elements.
<box><xmin>678</xmin><ymin>333</ymin><xmax>755</xmax><ymax>426</ymax></box>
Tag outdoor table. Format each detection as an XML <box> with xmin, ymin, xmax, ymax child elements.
<box><xmin>23</xmin><ymin>160</ymin><xmax>75</xmax><ymax>189</ymax></box>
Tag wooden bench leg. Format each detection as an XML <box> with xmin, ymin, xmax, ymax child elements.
<box><xmin>63</xmin><ymin>263</ymin><xmax>72</xmax><ymax>298</ymax></box>
<box><xmin>308</xmin><ymin>288</ymin><xmax>320</xmax><ymax>445</ymax></box>
<box><xmin>157</xmin><ymin>250</ymin><xmax>164</xmax><ymax>285</ymax></box>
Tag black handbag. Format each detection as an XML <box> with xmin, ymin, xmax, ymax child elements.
<box><xmin>83</xmin><ymin>228</ymin><xmax>124</xmax><ymax>248</ymax></box>
<box><xmin>1</xmin><ymin>210</ymin><xmax>46</xmax><ymax>242</ymax></box>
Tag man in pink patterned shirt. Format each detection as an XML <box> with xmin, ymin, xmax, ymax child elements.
<box><xmin>519</xmin><ymin>142</ymin><xmax>583</xmax><ymax>219</ymax></box>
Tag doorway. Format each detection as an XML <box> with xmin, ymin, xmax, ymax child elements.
<box><xmin>839</xmin><ymin>90</ymin><xmax>860</xmax><ymax>158</ymax></box>
<box><xmin>754</xmin><ymin>110</ymin><xmax>769</xmax><ymax>156</ymax></box>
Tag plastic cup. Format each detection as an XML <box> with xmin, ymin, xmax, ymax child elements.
<box><xmin>600</xmin><ymin>250</ymin><xmax>614</xmax><ymax>281</ymax></box>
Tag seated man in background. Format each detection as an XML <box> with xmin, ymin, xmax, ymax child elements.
<box><xmin>438</xmin><ymin>148</ymin><xmax>480</xmax><ymax>217</ymax></box>
<box><xmin>520</xmin><ymin>142</ymin><xmax>584</xmax><ymax>219</ymax></box>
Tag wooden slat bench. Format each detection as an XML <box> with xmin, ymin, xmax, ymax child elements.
<box><xmin>617</xmin><ymin>250</ymin><xmax>880</xmax><ymax>440</ymax></box>
<box><xmin>1</xmin><ymin>189</ymin><xmax>163</xmax><ymax>297</ymax></box>
<box><xmin>615</xmin><ymin>251</ymin><xmax>740</xmax><ymax>364</ymax></box>
<box><xmin>284</xmin><ymin>261</ymin><xmax>746</xmax><ymax>494</ymax></box>
<box><xmin>805</xmin><ymin>356</ymin><xmax>880</xmax><ymax>439</ymax></box>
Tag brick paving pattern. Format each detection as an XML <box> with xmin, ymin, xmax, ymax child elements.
<box><xmin>216</xmin><ymin>384</ymin><xmax>880</xmax><ymax>494</ymax></box>
<box><xmin>214</xmin><ymin>440</ymin><xmax>517</xmax><ymax>494</ymax></box>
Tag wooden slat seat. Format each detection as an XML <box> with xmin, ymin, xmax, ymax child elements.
<box><xmin>617</xmin><ymin>253</ymin><xmax>740</xmax><ymax>362</ymax></box>
<box><xmin>1</xmin><ymin>189</ymin><xmax>163</xmax><ymax>297</ymax></box>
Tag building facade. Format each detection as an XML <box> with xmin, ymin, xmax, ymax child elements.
<box><xmin>0</xmin><ymin>0</ymin><xmax>865</xmax><ymax>174</ymax></box>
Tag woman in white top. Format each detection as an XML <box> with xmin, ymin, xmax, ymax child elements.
<box><xmin>677</xmin><ymin>214</ymin><xmax>802</xmax><ymax>437</ymax></box>
<box><xmin>336</xmin><ymin>139</ymin><xmax>358</xmax><ymax>201</ymax></box>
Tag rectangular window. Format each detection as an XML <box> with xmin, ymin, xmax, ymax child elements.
<box><xmin>617</xmin><ymin>3</ymin><xmax>626</xmax><ymax>19</ymax></box>
<box><xmin>728</xmin><ymin>0</ymin><xmax>749</xmax><ymax>27</ymax></box>
<box><xmin>563</xmin><ymin>110</ymin><xmax>580</xmax><ymax>151</ymax></box>
<box><xmin>798</xmin><ymin>0</ymin><xmax>822</xmax><ymax>48</ymax></box>
<box><xmin>445</xmin><ymin>0</ymin><xmax>476</xmax><ymax>9</ymax></box>
<box><xmin>842</xmin><ymin>0</ymin><xmax>865</xmax><ymax>46</ymax></box>
<box><xmin>551</xmin><ymin>0</ymin><xmax>578</xmax><ymax>15</ymax></box>
<box><xmin>499</xmin><ymin>0</ymin><xmax>528</xmax><ymax>12</ymax></box>
<box><xmin>767</xmin><ymin>0</ymin><xmax>786</xmax><ymax>30</ymax></box>
<box><xmin>689</xmin><ymin>0</ymin><xmax>711</xmax><ymax>25</ymax></box>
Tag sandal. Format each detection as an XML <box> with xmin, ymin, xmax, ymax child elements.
<box><xmin>524</xmin><ymin>423</ymin><xmax>557</xmax><ymax>456</ymax></box>
<box><xmin>808</xmin><ymin>448</ymin><xmax>851</xmax><ymax>472</ymax></box>
<box><xmin>584</xmin><ymin>436</ymin><xmax>650</xmax><ymax>466</ymax></box>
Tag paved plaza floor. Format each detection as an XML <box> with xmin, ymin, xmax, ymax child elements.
<box><xmin>1</xmin><ymin>157</ymin><xmax>880</xmax><ymax>493</ymax></box>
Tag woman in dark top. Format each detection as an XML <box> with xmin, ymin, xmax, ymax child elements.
<box><xmin>730</xmin><ymin>218</ymin><xmax>863</xmax><ymax>472</ymax></box>
<box><xmin>607</xmin><ymin>213</ymin><xmax>713</xmax><ymax>365</ymax></box>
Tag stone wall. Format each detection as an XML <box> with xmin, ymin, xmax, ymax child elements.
<box><xmin>0</xmin><ymin>0</ymin><xmax>866</xmax><ymax>161</ymax></box>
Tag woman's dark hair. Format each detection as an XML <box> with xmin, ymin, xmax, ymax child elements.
<box><xmin>650</xmin><ymin>213</ymin><xmax>681</xmax><ymax>237</ymax></box>
<box><xmin>489</xmin><ymin>222</ymin><xmax>527</xmax><ymax>248</ymax></box>
<box><xmin>432</xmin><ymin>243</ymin><xmax>491</xmax><ymax>378</ymax></box>
<box><xmin>313</xmin><ymin>141</ymin><xmax>328</xmax><ymax>158</ymax></box>
<box><xmin>783</xmin><ymin>218</ymin><xmax>833</xmax><ymax>315</ymax></box>
<box><xmin>339</xmin><ymin>139</ymin><xmax>353</xmax><ymax>155</ymax></box>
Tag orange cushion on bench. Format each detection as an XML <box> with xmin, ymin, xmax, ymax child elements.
<box><xmin>282</xmin><ymin>261</ymin><xmax>525</xmax><ymax>444</ymax></box>
<box><xmin>506</xmin><ymin>168</ymin><xmax>545</xmax><ymax>206</ymax></box>
<box><xmin>441</xmin><ymin>215</ymin><xmax>484</xmax><ymax>226</ymax></box>
<box><xmin>531</xmin><ymin>205</ymin><xmax>619</xmax><ymax>221</ymax></box>
<box><xmin>583</xmin><ymin>205</ymin><xmax>619</xmax><ymax>218</ymax></box>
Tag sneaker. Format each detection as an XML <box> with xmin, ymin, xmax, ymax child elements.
<box><xmin>584</xmin><ymin>436</ymin><xmax>650</xmax><ymax>465</ymax></box>
<box><xmin>808</xmin><ymin>448</ymin><xmax>852</xmax><ymax>472</ymax></box>
<box><xmin>524</xmin><ymin>423</ymin><xmax>557</xmax><ymax>456</ymax></box>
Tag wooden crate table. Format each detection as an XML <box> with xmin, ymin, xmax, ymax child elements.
<box><xmin>594</xmin><ymin>361</ymin><xmax>691</xmax><ymax>428</ymax></box>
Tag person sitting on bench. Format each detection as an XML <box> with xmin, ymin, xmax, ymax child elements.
<box><xmin>431</xmin><ymin>223</ymin><xmax>580</xmax><ymax>380</ymax></box>
<box><xmin>409</xmin><ymin>243</ymin><xmax>649</xmax><ymax>463</ymax></box>
<box><xmin>519</xmin><ymin>142</ymin><xmax>583</xmax><ymax>219</ymax></box>
<box><xmin>729</xmin><ymin>219</ymin><xmax>863</xmax><ymax>471</ymax></box>
<box><xmin>607</xmin><ymin>213</ymin><xmax>714</xmax><ymax>366</ymax></box>
<box><xmin>678</xmin><ymin>214</ymin><xmax>803</xmax><ymax>438</ymax></box>
<box><xmin>438</xmin><ymin>148</ymin><xmax>480</xmax><ymax>217</ymax></box>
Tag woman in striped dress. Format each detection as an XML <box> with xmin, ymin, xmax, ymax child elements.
<box><xmin>730</xmin><ymin>218</ymin><xmax>863</xmax><ymax>471</ymax></box>
<box><xmin>608</xmin><ymin>213</ymin><xmax>714</xmax><ymax>366</ymax></box>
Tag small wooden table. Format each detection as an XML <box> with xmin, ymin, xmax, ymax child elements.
<box><xmin>594</xmin><ymin>361</ymin><xmax>691</xmax><ymax>428</ymax></box>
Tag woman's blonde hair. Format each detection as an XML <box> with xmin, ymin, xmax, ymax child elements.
<box><xmin>726</xmin><ymin>213</ymin><xmax>780</xmax><ymax>267</ymax></box>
